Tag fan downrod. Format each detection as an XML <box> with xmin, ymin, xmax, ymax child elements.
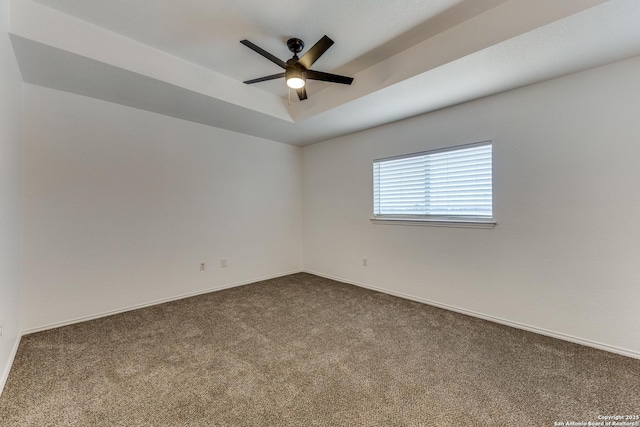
<box><xmin>286</xmin><ymin>38</ymin><xmax>304</xmax><ymax>55</ymax></box>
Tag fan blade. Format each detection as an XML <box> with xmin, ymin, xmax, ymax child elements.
<box><xmin>298</xmin><ymin>35</ymin><xmax>334</xmax><ymax>70</ymax></box>
<box><xmin>240</xmin><ymin>40</ymin><xmax>287</xmax><ymax>69</ymax></box>
<box><xmin>296</xmin><ymin>86</ymin><xmax>307</xmax><ymax>101</ymax></box>
<box><xmin>243</xmin><ymin>73</ymin><xmax>285</xmax><ymax>84</ymax></box>
<box><xmin>307</xmin><ymin>70</ymin><xmax>354</xmax><ymax>85</ymax></box>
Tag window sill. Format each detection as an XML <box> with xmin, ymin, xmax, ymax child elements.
<box><xmin>370</xmin><ymin>217</ymin><xmax>496</xmax><ymax>229</ymax></box>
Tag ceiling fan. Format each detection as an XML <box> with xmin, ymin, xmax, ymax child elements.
<box><xmin>240</xmin><ymin>35</ymin><xmax>354</xmax><ymax>101</ymax></box>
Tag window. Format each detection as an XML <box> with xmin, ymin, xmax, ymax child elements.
<box><xmin>372</xmin><ymin>141</ymin><xmax>494</xmax><ymax>227</ymax></box>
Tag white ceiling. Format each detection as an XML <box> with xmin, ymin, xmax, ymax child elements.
<box><xmin>8</xmin><ymin>0</ymin><xmax>640</xmax><ymax>145</ymax></box>
<box><xmin>31</xmin><ymin>0</ymin><xmax>469</xmax><ymax>97</ymax></box>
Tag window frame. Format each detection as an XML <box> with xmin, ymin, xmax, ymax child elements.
<box><xmin>371</xmin><ymin>141</ymin><xmax>496</xmax><ymax>229</ymax></box>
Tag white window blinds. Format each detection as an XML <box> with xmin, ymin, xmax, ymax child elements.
<box><xmin>373</xmin><ymin>142</ymin><xmax>492</xmax><ymax>221</ymax></box>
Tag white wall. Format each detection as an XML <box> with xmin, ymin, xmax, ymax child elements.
<box><xmin>0</xmin><ymin>0</ymin><xmax>24</xmax><ymax>392</ymax></box>
<box><xmin>303</xmin><ymin>55</ymin><xmax>640</xmax><ymax>357</ymax></box>
<box><xmin>22</xmin><ymin>84</ymin><xmax>302</xmax><ymax>331</ymax></box>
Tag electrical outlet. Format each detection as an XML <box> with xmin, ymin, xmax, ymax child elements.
<box><xmin>200</xmin><ymin>262</ymin><xmax>206</xmax><ymax>271</ymax></box>
<box><xmin>221</xmin><ymin>259</ymin><xmax>228</xmax><ymax>268</ymax></box>
<box><xmin>362</xmin><ymin>258</ymin><xmax>368</xmax><ymax>267</ymax></box>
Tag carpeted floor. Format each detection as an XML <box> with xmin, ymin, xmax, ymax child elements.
<box><xmin>1</xmin><ymin>273</ymin><xmax>638</xmax><ymax>426</ymax></box>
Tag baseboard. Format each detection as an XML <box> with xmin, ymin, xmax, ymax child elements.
<box><xmin>304</xmin><ymin>270</ymin><xmax>640</xmax><ymax>360</ymax></box>
<box><xmin>22</xmin><ymin>269</ymin><xmax>303</xmax><ymax>335</ymax></box>
<box><xmin>0</xmin><ymin>334</ymin><xmax>21</xmax><ymax>398</ymax></box>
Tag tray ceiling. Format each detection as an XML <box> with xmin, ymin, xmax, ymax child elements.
<box><xmin>9</xmin><ymin>0</ymin><xmax>640</xmax><ymax>145</ymax></box>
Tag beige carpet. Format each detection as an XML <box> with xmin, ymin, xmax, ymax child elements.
<box><xmin>1</xmin><ymin>273</ymin><xmax>638</xmax><ymax>426</ymax></box>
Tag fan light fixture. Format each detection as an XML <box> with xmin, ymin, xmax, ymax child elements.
<box><xmin>286</xmin><ymin>68</ymin><xmax>305</xmax><ymax>89</ymax></box>
<box><xmin>240</xmin><ymin>36</ymin><xmax>354</xmax><ymax>101</ymax></box>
